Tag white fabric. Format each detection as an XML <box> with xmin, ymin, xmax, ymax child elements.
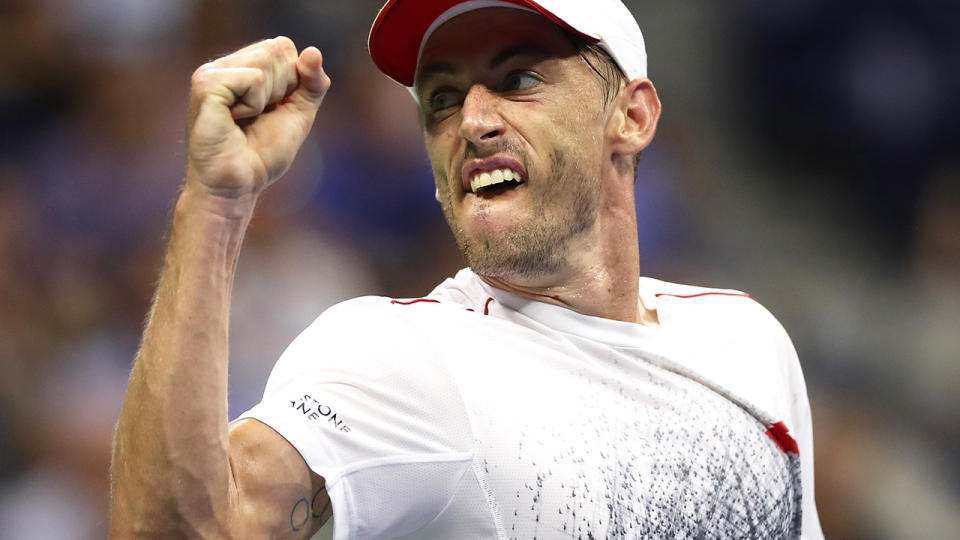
<box><xmin>401</xmin><ymin>0</ymin><xmax>648</xmax><ymax>98</ymax></box>
<box><xmin>416</xmin><ymin>2</ymin><xmax>539</xmax><ymax>74</ymax></box>
<box><xmin>528</xmin><ymin>0</ymin><xmax>648</xmax><ymax>81</ymax></box>
<box><xmin>415</xmin><ymin>0</ymin><xmax>648</xmax><ymax>83</ymax></box>
<box><xmin>240</xmin><ymin>269</ymin><xmax>823</xmax><ymax>539</ymax></box>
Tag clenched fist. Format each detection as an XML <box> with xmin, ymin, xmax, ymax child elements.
<box><xmin>186</xmin><ymin>37</ymin><xmax>330</xmax><ymax>199</ymax></box>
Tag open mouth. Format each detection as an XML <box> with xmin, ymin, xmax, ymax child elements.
<box><xmin>469</xmin><ymin>168</ymin><xmax>526</xmax><ymax>195</ymax></box>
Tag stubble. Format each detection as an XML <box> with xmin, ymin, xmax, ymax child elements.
<box><xmin>435</xmin><ymin>148</ymin><xmax>600</xmax><ymax>280</ymax></box>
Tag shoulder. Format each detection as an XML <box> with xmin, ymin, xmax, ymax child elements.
<box><xmin>267</xmin><ymin>296</ymin><xmax>423</xmax><ymax>377</ymax></box>
<box><xmin>641</xmin><ymin>277</ymin><xmax>759</xmax><ymax>305</ymax></box>
<box><xmin>313</xmin><ymin>267</ymin><xmax>487</xmax><ymax>328</ymax></box>
<box><xmin>263</xmin><ymin>294</ymin><xmax>470</xmax><ymax>399</ymax></box>
<box><xmin>643</xmin><ymin>277</ymin><xmax>799</xmax><ymax>380</ymax></box>
<box><xmin>312</xmin><ymin>292</ymin><xmax>466</xmax><ymax>325</ymax></box>
<box><xmin>644</xmin><ymin>278</ymin><xmax>809</xmax><ymax>424</ymax></box>
<box><xmin>295</xmin><ymin>296</ymin><xmax>404</xmax><ymax>344</ymax></box>
<box><xmin>274</xmin><ymin>293</ymin><xmax>473</xmax><ymax>369</ymax></box>
<box><xmin>310</xmin><ymin>268</ymin><xmax>491</xmax><ymax>331</ymax></box>
<box><xmin>642</xmin><ymin>276</ymin><xmax>784</xmax><ymax>335</ymax></box>
<box><xmin>316</xmin><ymin>292</ymin><xmax>477</xmax><ymax>332</ymax></box>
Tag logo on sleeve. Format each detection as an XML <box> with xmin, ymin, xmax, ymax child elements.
<box><xmin>290</xmin><ymin>394</ymin><xmax>351</xmax><ymax>433</ymax></box>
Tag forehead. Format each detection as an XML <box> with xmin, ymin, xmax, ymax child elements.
<box><xmin>416</xmin><ymin>8</ymin><xmax>577</xmax><ymax>80</ymax></box>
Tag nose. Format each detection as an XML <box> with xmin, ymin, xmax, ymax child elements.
<box><xmin>458</xmin><ymin>84</ymin><xmax>505</xmax><ymax>144</ymax></box>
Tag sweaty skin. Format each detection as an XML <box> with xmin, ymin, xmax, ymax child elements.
<box><xmin>417</xmin><ymin>9</ymin><xmax>662</xmax><ymax>325</ymax></box>
<box><xmin>110</xmin><ymin>7</ymin><xmax>661</xmax><ymax>539</ymax></box>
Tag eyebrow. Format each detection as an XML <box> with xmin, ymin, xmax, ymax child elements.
<box><xmin>418</xmin><ymin>62</ymin><xmax>458</xmax><ymax>81</ymax></box>
<box><xmin>489</xmin><ymin>44</ymin><xmax>551</xmax><ymax>69</ymax></box>
<box><xmin>417</xmin><ymin>44</ymin><xmax>553</xmax><ymax>85</ymax></box>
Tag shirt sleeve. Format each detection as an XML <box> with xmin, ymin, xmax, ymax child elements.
<box><xmin>716</xmin><ymin>295</ymin><xmax>825</xmax><ymax>539</ymax></box>
<box><xmin>773</xmin><ymin>321</ymin><xmax>825</xmax><ymax>540</ymax></box>
<box><xmin>237</xmin><ymin>297</ymin><xmax>475</xmax><ymax>540</ymax></box>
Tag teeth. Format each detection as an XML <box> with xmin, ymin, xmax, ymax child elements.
<box><xmin>469</xmin><ymin>168</ymin><xmax>525</xmax><ymax>193</ymax></box>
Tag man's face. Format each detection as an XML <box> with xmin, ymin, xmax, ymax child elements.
<box><xmin>415</xmin><ymin>8</ymin><xmax>613</xmax><ymax>280</ymax></box>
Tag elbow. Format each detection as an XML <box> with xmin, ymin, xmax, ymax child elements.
<box><xmin>109</xmin><ymin>487</ymin><xmax>233</xmax><ymax>540</ymax></box>
<box><xmin>110</xmin><ymin>515</ymin><xmax>233</xmax><ymax>540</ymax></box>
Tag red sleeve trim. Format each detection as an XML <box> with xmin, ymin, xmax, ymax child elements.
<box><xmin>390</xmin><ymin>298</ymin><xmax>441</xmax><ymax>306</ymax></box>
<box><xmin>655</xmin><ymin>291</ymin><xmax>757</xmax><ymax>302</ymax></box>
<box><xmin>765</xmin><ymin>421</ymin><xmax>800</xmax><ymax>454</ymax></box>
<box><xmin>483</xmin><ymin>297</ymin><xmax>494</xmax><ymax>315</ymax></box>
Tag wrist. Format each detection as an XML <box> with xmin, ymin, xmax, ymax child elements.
<box><xmin>177</xmin><ymin>176</ymin><xmax>259</xmax><ymax>223</ymax></box>
<box><xmin>167</xmin><ymin>181</ymin><xmax>253</xmax><ymax>285</ymax></box>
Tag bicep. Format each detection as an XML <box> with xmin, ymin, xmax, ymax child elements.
<box><xmin>227</xmin><ymin>418</ymin><xmax>331</xmax><ymax>539</ymax></box>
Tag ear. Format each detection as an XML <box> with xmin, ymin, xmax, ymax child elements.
<box><xmin>606</xmin><ymin>78</ymin><xmax>661</xmax><ymax>157</ymax></box>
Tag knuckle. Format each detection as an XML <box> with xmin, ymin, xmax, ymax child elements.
<box><xmin>271</xmin><ymin>39</ymin><xmax>297</xmax><ymax>67</ymax></box>
<box><xmin>275</xmin><ymin>36</ymin><xmax>296</xmax><ymax>51</ymax></box>
<box><xmin>190</xmin><ymin>68</ymin><xmax>213</xmax><ymax>94</ymax></box>
<box><xmin>191</xmin><ymin>63</ymin><xmax>212</xmax><ymax>82</ymax></box>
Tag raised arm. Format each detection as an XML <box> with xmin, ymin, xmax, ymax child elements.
<box><xmin>110</xmin><ymin>37</ymin><xmax>332</xmax><ymax>538</ymax></box>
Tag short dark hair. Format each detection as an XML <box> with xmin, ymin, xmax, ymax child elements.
<box><xmin>576</xmin><ymin>41</ymin><xmax>629</xmax><ymax>104</ymax></box>
<box><xmin>567</xmin><ymin>34</ymin><xmax>644</xmax><ymax>176</ymax></box>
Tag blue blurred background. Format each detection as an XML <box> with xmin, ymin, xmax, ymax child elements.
<box><xmin>0</xmin><ymin>1</ymin><xmax>957</xmax><ymax>538</ymax></box>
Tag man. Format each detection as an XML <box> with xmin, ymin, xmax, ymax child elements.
<box><xmin>110</xmin><ymin>0</ymin><xmax>823</xmax><ymax>538</ymax></box>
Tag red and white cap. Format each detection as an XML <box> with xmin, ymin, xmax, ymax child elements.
<box><xmin>368</xmin><ymin>0</ymin><xmax>648</xmax><ymax>88</ymax></box>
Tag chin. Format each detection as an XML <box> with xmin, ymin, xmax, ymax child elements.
<box><xmin>458</xmin><ymin>224</ymin><xmax>569</xmax><ymax>280</ymax></box>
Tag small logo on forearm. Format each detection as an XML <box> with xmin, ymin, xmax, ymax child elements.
<box><xmin>290</xmin><ymin>394</ymin><xmax>351</xmax><ymax>433</ymax></box>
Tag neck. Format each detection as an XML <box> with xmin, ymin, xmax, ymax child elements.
<box><xmin>478</xmin><ymin>204</ymin><xmax>658</xmax><ymax>327</ymax></box>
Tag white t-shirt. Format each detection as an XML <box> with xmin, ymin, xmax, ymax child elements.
<box><xmin>240</xmin><ymin>269</ymin><xmax>823</xmax><ymax>539</ymax></box>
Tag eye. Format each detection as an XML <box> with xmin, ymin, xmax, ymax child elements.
<box><xmin>428</xmin><ymin>88</ymin><xmax>462</xmax><ymax>111</ymax></box>
<box><xmin>504</xmin><ymin>71</ymin><xmax>540</xmax><ymax>91</ymax></box>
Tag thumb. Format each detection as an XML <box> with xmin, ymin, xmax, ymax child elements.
<box><xmin>290</xmin><ymin>46</ymin><xmax>331</xmax><ymax>113</ymax></box>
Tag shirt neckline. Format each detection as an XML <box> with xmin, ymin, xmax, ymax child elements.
<box><xmin>465</xmin><ymin>269</ymin><xmax>665</xmax><ymax>348</ymax></box>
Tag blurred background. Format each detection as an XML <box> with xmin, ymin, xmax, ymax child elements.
<box><xmin>0</xmin><ymin>0</ymin><xmax>957</xmax><ymax>538</ymax></box>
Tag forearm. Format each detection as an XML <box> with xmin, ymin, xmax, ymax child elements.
<box><xmin>110</xmin><ymin>181</ymin><xmax>255</xmax><ymax>536</ymax></box>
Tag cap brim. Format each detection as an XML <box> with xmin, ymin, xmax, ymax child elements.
<box><xmin>368</xmin><ymin>0</ymin><xmax>594</xmax><ymax>87</ymax></box>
